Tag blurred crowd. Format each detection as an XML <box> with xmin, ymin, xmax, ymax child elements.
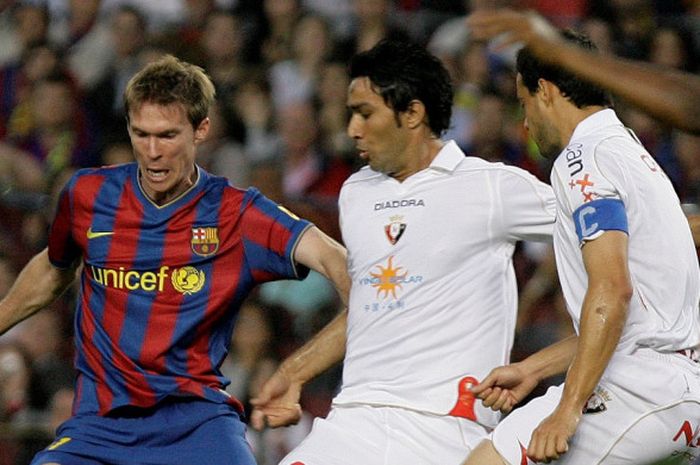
<box><xmin>0</xmin><ymin>0</ymin><xmax>697</xmax><ymax>464</ymax></box>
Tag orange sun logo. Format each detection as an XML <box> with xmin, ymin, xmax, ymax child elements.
<box><xmin>370</xmin><ymin>256</ymin><xmax>407</xmax><ymax>299</ymax></box>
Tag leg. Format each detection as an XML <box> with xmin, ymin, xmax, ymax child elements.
<box><xmin>31</xmin><ymin>450</ymin><xmax>106</xmax><ymax>465</ymax></box>
<box><xmin>463</xmin><ymin>439</ymin><xmax>509</xmax><ymax>465</ymax></box>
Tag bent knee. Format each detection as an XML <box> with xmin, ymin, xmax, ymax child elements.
<box><xmin>464</xmin><ymin>439</ymin><xmax>507</xmax><ymax>465</ymax></box>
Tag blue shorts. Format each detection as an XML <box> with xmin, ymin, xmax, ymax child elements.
<box><xmin>31</xmin><ymin>398</ymin><xmax>255</xmax><ymax>465</ymax></box>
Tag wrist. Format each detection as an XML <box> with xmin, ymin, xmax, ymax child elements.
<box><xmin>557</xmin><ymin>394</ymin><xmax>587</xmax><ymax>415</ymax></box>
<box><xmin>516</xmin><ymin>357</ymin><xmax>547</xmax><ymax>384</ymax></box>
<box><xmin>278</xmin><ymin>359</ymin><xmax>307</xmax><ymax>386</ymax></box>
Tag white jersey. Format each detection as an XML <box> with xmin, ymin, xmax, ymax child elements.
<box><xmin>334</xmin><ymin>140</ymin><xmax>556</xmax><ymax>428</ymax></box>
<box><xmin>550</xmin><ymin>109</ymin><xmax>700</xmax><ymax>353</ymax></box>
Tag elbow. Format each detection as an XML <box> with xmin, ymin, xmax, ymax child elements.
<box><xmin>590</xmin><ymin>280</ymin><xmax>633</xmax><ymax>320</ymax></box>
<box><xmin>618</xmin><ymin>281</ymin><xmax>633</xmax><ymax>305</ymax></box>
<box><xmin>611</xmin><ymin>283</ymin><xmax>633</xmax><ymax>317</ymax></box>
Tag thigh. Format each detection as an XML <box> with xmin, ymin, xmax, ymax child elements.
<box><xmin>31</xmin><ymin>449</ymin><xmax>105</xmax><ymax>465</ymax></box>
<box><xmin>280</xmin><ymin>406</ymin><xmax>387</xmax><ymax>465</ymax></box>
<box><xmin>491</xmin><ymin>355</ymin><xmax>700</xmax><ymax>465</ymax></box>
<box><xmin>490</xmin><ymin>384</ymin><xmax>563</xmax><ymax>465</ymax></box>
<box><xmin>568</xmin><ymin>354</ymin><xmax>700</xmax><ymax>465</ymax></box>
<box><xmin>31</xmin><ymin>400</ymin><xmax>255</xmax><ymax>465</ymax></box>
<box><xmin>281</xmin><ymin>405</ymin><xmax>488</xmax><ymax>465</ymax></box>
<box><xmin>383</xmin><ymin>407</ymin><xmax>488</xmax><ymax>465</ymax></box>
<box><xmin>598</xmin><ymin>400</ymin><xmax>700</xmax><ymax>465</ymax></box>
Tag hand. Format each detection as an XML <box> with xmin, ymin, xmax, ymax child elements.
<box><xmin>466</xmin><ymin>9</ymin><xmax>562</xmax><ymax>59</ymax></box>
<box><xmin>249</xmin><ymin>368</ymin><xmax>303</xmax><ymax>430</ymax></box>
<box><xmin>527</xmin><ymin>405</ymin><xmax>581</xmax><ymax>462</ymax></box>
<box><xmin>470</xmin><ymin>363</ymin><xmax>538</xmax><ymax>414</ymax></box>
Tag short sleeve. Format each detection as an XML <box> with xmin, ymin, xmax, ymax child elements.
<box><xmin>240</xmin><ymin>189</ymin><xmax>313</xmax><ymax>282</ymax></box>
<box><xmin>555</xmin><ymin>141</ymin><xmax>630</xmax><ymax>244</ymax></box>
<box><xmin>48</xmin><ymin>178</ymin><xmax>81</xmax><ymax>268</ymax></box>
<box><xmin>500</xmin><ymin>168</ymin><xmax>557</xmax><ymax>242</ymax></box>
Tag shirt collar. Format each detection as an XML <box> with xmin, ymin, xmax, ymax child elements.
<box><xmin>570</xmin><ymin>108</ymin><xmax>622</xmax><ymax>141</ymax></box>
<box><xmin>429</xmin><ymin>140</ymin><xmax>464</xmax><ymax>173</ymax></box>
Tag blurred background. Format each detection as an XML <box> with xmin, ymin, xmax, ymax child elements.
<box><xmin>0</xmin><ymin>0</ymin><xmax>697</xmax><ymax>463</ymax></box>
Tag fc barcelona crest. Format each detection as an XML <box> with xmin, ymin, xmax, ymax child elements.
<box><xmin>191</xmin><ymin>227</ymin><xmax>219</xmax><ymax>256</ymax></box>
<box><xmin>384</xmin><ymin>216</ymin><xmax>406</xmax><ymax>245</ymax></box>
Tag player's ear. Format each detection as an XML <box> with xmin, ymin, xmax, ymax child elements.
<box><xmin>404</xmin><ymin>99</ymin><xmax>426</xmax><ymax>130</ymax></box>
<box><xmin>194</xmin><ymin>117</ymin><xmax>210</xmax><ymax>143</ymax></box>
<box><xmin>536</xmin><ymin>78</ymin><xmax>556</xmax><ymax>106</ymax></box>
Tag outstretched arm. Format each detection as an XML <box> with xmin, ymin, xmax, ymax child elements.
<box><xmin>467</xmin><ymin>9</ymin><xmax>700</xmax><ymax>134</ymax></box>
<box><xmin>293</xmin><ymin>225</ymin><xmax>350</xmax><ymax>307</ymax></box>
<box><xmin>250</xmin><ymin>226</ymin><xmax>351</xmax><ymax>430</ymax></box>
<box><xmin>472</xmin><ymin>334</ymin><xmax>578</xmax><ymax>414</ymax></box>
<box><xmin>250</xmin><ymin>308</ymin><xmax>347</xmax><ymax>429</ymax></box>
<box><xmin>527</xmin><ymin>231</ymin><xmax>631</xmax><ymax>462</ymax></box>
<box><xmin>0</xmin><ymin>248</ymin><xmax>77</xmax><ymax>336</ymax></box>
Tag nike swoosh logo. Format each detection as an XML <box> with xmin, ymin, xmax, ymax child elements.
<box><xmin>86</xmin><ymin>227</ymin><xmax>114</xmax><ymax>239</ymax></box>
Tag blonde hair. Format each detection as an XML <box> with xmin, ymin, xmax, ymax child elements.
<box><xmin>124</xmin><ymin>54</ymin><xmax>216</xmax><ymax>128</ymax></box>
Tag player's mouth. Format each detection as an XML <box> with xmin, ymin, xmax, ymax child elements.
<box><xmin>357</xmin><ymin>148</ymin><xmax>369</xmax><ymax>160</ymax></box>
<box><xmin>144</xmin><ymin>168</ymin><xmax>170</xmax><ymax>184</ymax></box>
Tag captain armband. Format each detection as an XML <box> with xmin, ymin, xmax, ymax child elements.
<box><xmin>573</xmin><ymin>198</ymin><xmax>628</xmax><ymax>244</ymax></box>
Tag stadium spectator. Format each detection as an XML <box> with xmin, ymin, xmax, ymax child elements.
<box><xmin>47</xmin><ymin>0</ymin><xmax>114</xmax><ymax>91</ymax></box>
<box><xmin>268</xmin><ymin>14</ymin><xmax>335</xmax><ymax>110</ymax></box>
<box><xmin>11</xmin><ymin>71</ymin><xmax>99</xmax><ymax>183</ymax></box>
<box><xmin>0</xmin><ymin>2</ymin><xmax>50</xmax><ymax>68</ymax></box>
<box><xmin>198</xmin><ymin>9</ymin><xmax>249</xmax><ymax>103</ymax></box>
<box><xmin>259</xmin><ymin>0</ymin><xmax>304</xmax><ymax>65</ymax></box>
<box><xmin>88</xmin><ymin>4</ymin><xmax>148</xmax><ymax>149</ymax></box>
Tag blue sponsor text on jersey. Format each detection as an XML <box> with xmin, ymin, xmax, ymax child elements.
<box><xmin>565</xmin><ymin>143</ymin><xmax>584</xmax><ymax>177</ymax></box>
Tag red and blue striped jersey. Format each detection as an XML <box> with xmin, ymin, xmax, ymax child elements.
<box><xmin>48</xmin><ymin>163</ymin><xmax>311</xmax><ymax>416</ymax></box>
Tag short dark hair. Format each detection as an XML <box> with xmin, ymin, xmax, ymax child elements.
<box><xmin>516</xmin><ymin>30</ymin><xmax>612</xmax><ymax>108</ymax></box>
<box><xmin>124</xmin><ymin>55</ymin><xmax>216</xmax><ymax>128</ymax></box>
<box><xmin>349</xmin><ymin>39</ymin><xmax>453</xmax><ymax>136</ymax></box>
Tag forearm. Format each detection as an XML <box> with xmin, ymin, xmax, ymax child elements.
<box><xmin>0</xmin><ymin>249</ymin><xmax>75</xmax><ymax>335</ymax></box>
<box><xmin>279</xmin><ymin>309</ymin><xmax>347</xmax><ymax>385</ymax></box>
<box><xmin>288</xmin><ymin>226</ymin><xmax>351</xmax><ymax>385</ymax></box>
<box><xmin>547</xmin><ymin>42</ymin><xmax>700</xmax><ymax>134</ymax></box>
<box><xmin>558</xmin><ymin>288</ymin><xmax>629</xmax><ymax>411</ymax></box>
<box><xmin>519</xmin><ymin>334</ymin><xmax>578</xmax><ymax>381</ymax></box>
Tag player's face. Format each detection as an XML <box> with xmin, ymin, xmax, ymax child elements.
<box><xmin>516</xmin><ymin>73</ymin><xmax>561</xmax><ymax>159</ymax></box>
<box><xmin>128</xmin><ymin>102</ymin><xmax>209</xmax><ymax>205</ymax></box>
<box><xmin>346</xmin><ymin>77</ymin><xmax>412</xmax><ymax>178</ymax></box>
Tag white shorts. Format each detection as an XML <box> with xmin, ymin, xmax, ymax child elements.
<box><xmin>279</xmin><ymin>404</ymin><xmax>489</xmax><ymax>465</ymax></box>
<box><xmin>491</xmin><ymin>350</ymin><xmax>700</xmax><ymax>465</ymax></box>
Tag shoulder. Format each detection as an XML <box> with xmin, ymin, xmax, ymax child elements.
<box><xmin>553</xmin><ymin>131</ymin><xmax>633</xmax><ymax>185</ymax></box>
<box><xmin>558</xmin><ymin>111</ymin><xmax>640</xmax><ymax>169</ymax></box>
<box><xmin>341</xmin><ymin>166</ymin><xmax>384</xmax><ymax>190</ymax></box>
<box><xmin>66</xmin><ymin>163</ymin><xmax>132</xmax><ymax>190</ymax></box>
<box><xmin>456</xmin><ymin>156</ymin><xmax>546</xmax><ymax>186</ymax></box>
<box><xmin>214</xmin><ymin>178</ymin><xmax>257</xmax><ymax>209</ymax></box>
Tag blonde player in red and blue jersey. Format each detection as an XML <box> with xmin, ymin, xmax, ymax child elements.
<box><xmin>0</xmin><ymin>55</ymin><xmax>350</xmax><ymax>465</ymax></box>
<box><xmin>464</xmin><ymin>31</ymin><xmax>700</xmax><ymax>465</ymax></box>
